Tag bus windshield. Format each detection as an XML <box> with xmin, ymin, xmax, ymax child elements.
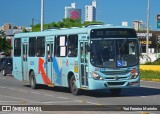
<box><xmin>90</xmin><ymin>38</ymin><xmax>139</xmax><ymax>68</ymax></box>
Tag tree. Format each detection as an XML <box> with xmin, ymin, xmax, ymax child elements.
<box><xmin>32</xmin><ymin>23</ymin><xmax>41</xmax><ymax>32</ymax></box>
<box><xmin>82</xmin><ymin>21</ymin><xmax>104</xmax><ymax>27</ymax></box>
<box><xmin>72</xmin><ymin>18</ymin><xmax>81</xmax><ymax>27</ymax></box>
<box><xmin>0</xmin><ymin>31</ymin><xmax>12</xmax><ymax>55</ymax></box>
<box><xmin>63</xmin><ymin>18</ymin><xmax>81</xmax><ymax>28</ymax></box>
<box><xmin>32</xmin><ymin>18</ymin><xmax>103</xmax><ymax>32</ymax></box>
<box><xmin>56</xmin><ymin>21</ymin><xmax>64</xmax><ymax>28</ymax></box>
<box><xmin>50</xmin><ymin>22</ymin><xmax>56</xmax><ymax>28</ymax></box>
<box><xmin>22</xmin><ymin>28</ymin><xmax>28</xmax><ymax>32</ymax></box>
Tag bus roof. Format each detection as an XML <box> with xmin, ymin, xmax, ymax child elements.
<box><xmin>14</xmin><ymin>25</ymin><xmax>134</xmax><ymax>38</ymax></box>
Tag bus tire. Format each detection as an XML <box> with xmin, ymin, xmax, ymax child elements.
<box><xmin>2</xmin><ymin>69</ymin><xmax>6</xmax><ymax>76</ymax></box>
<box><xmin>110</xmin><ymin>88</ymin><xmax>121</xmax><ymax>96</ymax></box>
<box><xmin>70</xmin><ymin>75</ymin><xmax>80</xmax><ymax>95</ymax></box>
<box><xmin>29</xmin><ymin>71</ymin><xmax>37</xmax><ymax>89</ymax></box>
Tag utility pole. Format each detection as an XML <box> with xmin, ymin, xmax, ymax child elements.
<box><xmin>32</xmin><ymin>18</ymin><xmax>34</xmax><ymax>31</ymax></box>
<box><xmin>41</xmin><ymin>0</ymin><xmax>44</xmax><ymax>31</ymax></box>
<box><xmin>146</xmin><ymin>0</ymin><xmax>150</xmax><ymax>55</ymax></box>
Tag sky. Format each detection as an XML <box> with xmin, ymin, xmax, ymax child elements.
<box><xmin>0</xmin><ymin>0</ymin><xmax>160</xmax><ymax>29</ymax></box>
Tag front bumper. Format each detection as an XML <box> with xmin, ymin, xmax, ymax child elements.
<box><xmin>87</xmin><ymin>76</ymin><xmax>140</xmax><ymax>90</ymax></box>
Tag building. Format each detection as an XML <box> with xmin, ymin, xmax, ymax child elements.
<box><xmin>5</xmin><ymin>29</ymin><xmax>22</xmax><ymax>39</ymax></box>
<box><xmin>0</xmin><ymin>26</ymin><xmax>3</xmax><ymax>31</ymax></box>
<box><xmin>85</xmin><ymin>0</ymin><xmax>96</xmax><ymax>22</ymax></box>
<box><xmin>137</xmin><ymin>30</ymin><xmax>160</xmax><ymax>54</ymax></box>
<box><xmin>64</xmin><ymin>3</ymin><xmax>81</xmax><ymax>19</ymax></box>
<box><xmin>133</xmin><ymin>20</ymin><xmax>146</xmax><ymax>31</ymax></box>
<box><xmin>133</xmin><ymin>20</ymin><xmax>160</xmax><ymax>54</ymax></box>
<box><xmin>137</xmin><ymin>30</ymin><xmax>160</xmax><ymax>63</ymax></box>
<box><xmin>122</xmin><ymin>21</ymin><xmax>128</xmax><ymax>27</ymax></box>
<box><xmin>132</xmin><ymin>19</ymin><xmax>160</xmax><ymax>62</ymax></box>
<box><xmin>1</xmin><ymin>24</ymin><xmax>23</xmax><ymax>55</ymax></box>
<box><xmin>3</xmin><ymin>24</ymin><xmax>12</xmax><ymax>31</ymax></box>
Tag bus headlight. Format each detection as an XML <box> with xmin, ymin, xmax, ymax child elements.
<box><xmin>90</xmin><ymin>71</ymin><xmax>104</xmax><ymax>80</ymax></box>
<box><xmin>130</xmin><ymin>68</ymin><xmax>139</xmax><ymax>79</ymax></box>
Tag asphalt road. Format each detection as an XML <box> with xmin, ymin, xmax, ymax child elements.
<box><xmin>0</xmin><ymin>72</ymin><xmax>159</xmax><ymax>114</ymax></box>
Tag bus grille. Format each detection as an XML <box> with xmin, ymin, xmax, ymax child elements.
<box><xmin>107</xmin><ymin>82</ymin><xmax>126</xmax><ymax>86</ymax></box>
<box><xmin>101</xmin><ymin>71</ymin><xmax>128</xmax><ymax>75</ymax></box>
<box><xmin>105</xmin><ymin>76</ymin><xmax>128</xmax><ymax>80</ymax></box>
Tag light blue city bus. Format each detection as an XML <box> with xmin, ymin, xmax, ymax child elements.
<box><xmin>12</xmin><ymin>25</ymin><xmax>140</xmax><ymax>95</ymax></box>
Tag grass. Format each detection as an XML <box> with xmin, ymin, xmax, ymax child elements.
<box><xmin>140</xmin><ymin>58</ymin><xmax>160</xmax><ymax>82</ymax></box>
<box><xmin>140</xmin><ymin>70</ymin><xmax>160</xmax><ymax>82</ymax></box>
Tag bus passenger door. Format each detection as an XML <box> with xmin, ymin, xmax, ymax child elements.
<box><xmin>80</xmin><ymin>41</ymin><xmax>89</xmax><ymax>87</ymax></box>
<box><xmin>22</xmin><ymin>43</ymin><xmax>28</xmax><ymax>81</ymax></box>
<box><xmin>46</xmin><ymin>41</ymin><xmax>54</xmax><ymax>85</ymax></box>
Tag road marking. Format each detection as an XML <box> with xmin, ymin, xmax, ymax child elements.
<box><xmin>0</xmin><ymin>101</ymin><xmax>20</xmax><ymax>103</ymax></box>
<box><xmin>20</xmin><ymin>100</ymin><xmax>28</xmax><ymax>104</ymax></box>
<box><xmin>0</xmin><ymin>94</ymin><xmax>36</xmax><ymax>102</ymax></box>
<box><xmin>0</xmin><ymin>86</ymin><xmax>6</xmax><ymax>88</ymax></box>
<box><xmin>86</xmin><ymin>101</ymin><xmax>102</xmax><ymax>105</ymax></box>
<box><xmin>6</xmin><ymin>87</ymin><xmax>28</xmax><ymax>93</ymax></box>
<box><xmin>0</xmin><ymin>87</ymin><xmax>27</xmax><ymax>93</ymax></box>
<box><xmin>57</xmin><ymin>97</ymin><xmax>69</xmax><ymax>100</ymax></box>
<box><xmin>43</xmin><ymin>94</ymin><xmax>54</xmax><ymax>97</ymax></box>
<box><xmin>17</xmin><ymin>90</ymin><xmax>27</xmax><ymax>92</ymax></box>
<box><xmin>0</xmin><ymin>77</ymin><xmax>5</xmax><ymax>79</ymax></box>
<box><xmin>1</xmin><ymin>100</ymin><xmax>28</xmax><ymax>104</ymax></box>
<box><xmin>35</xmin><ymin>100</ymin><xmax>80</xmax><ymax>104</ymax></box>
<box><xmin>78</xmin><ymin>99</ymin><xmax>102</xmax><ymax>105</ymax></box>
<box><xmin>8</xmin><ymin>88</ymin><xmax>16</xmax><ymax>91</ymax></box>
<box><xmin>31</xmin><ymin>92</ymin><xmax>41</xmax><ymax>94</ymax></box>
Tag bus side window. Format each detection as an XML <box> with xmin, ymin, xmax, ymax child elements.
<box><xmin>68</xmin><ymin>34</ymin><xmax>78</xmax><ymax>57</ymax></box>
<box><xmin>37</xmin><ymin>37</ymin><xmax>45</xmax><ymax>57</ymax></box>
<box><xmin>29</xmin><ymin>37</ymin><xmax>36</xmax><ymax>57</ymax></box>
<box><xmin>55</xmin><ymin>37</ymin><xmax>60</xmax><ymax>56</ymax></box>
<box><xmin>55</xmin><ymin>36</ymin><xmax>67</xmax><ymax>57</ymax></box>
<box><xmin>14</xmin><ymin>38</ymin><xmax>21</xmax><ymax>57</ymax></box>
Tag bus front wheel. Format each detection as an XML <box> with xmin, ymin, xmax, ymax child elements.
<box><xmin>110</xmin><ymin>88</ymin><xmax>122</xmax><ymax>96</ymax></box>
<box><xmin>29</xmin><ymin>71</ymin><xmax>37</xmax><ymax>89</ymax></box>
<box><xmin>70</xmin><ymin>76</ymin><xmax>80</xmax><ymax>95</ymax></box>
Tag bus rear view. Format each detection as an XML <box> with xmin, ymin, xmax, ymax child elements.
<box><xmin>87</xmin><ymin>28</ymin><xmax>140</xmax><ymax>95</ymax></box>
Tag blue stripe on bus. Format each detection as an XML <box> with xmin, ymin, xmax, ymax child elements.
<box><xmin>52</xmin><ymin>57</ymin><xmax>61</xmax><ymax>85</ymax></box>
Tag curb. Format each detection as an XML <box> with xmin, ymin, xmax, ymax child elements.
<box><xmin>141</xmin><ymin>78</ymin><xmax>160</xmax><ymax>82</ymax></box>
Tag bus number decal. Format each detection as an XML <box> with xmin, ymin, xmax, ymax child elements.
<box><xmin>117</xmin><ymin>60</ymin><xmax>127</xmax><ymax>67</ymax></box>
<box><xmin>30</xmin><ymin>61</ymin><xmax>34</xmax><ymax>65</ymax></box>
